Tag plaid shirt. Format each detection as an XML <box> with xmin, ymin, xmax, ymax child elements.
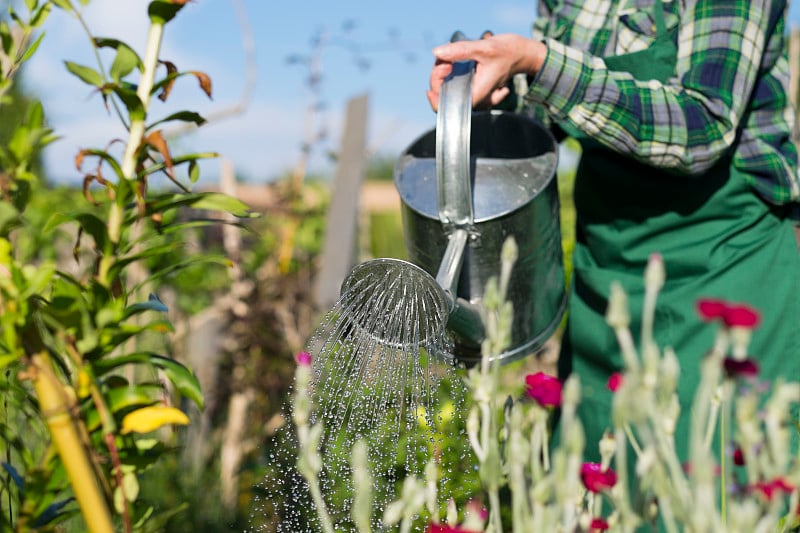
<box><xmin>526</xmin><ymin>0</ymin><xmax>800</xmax><ymax>212</ymax></box>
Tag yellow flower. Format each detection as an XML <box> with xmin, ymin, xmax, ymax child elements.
<box><xmin>121</xmin><ymin>406</ymin><xmax>189</xmax><ymax>434</ymax></box>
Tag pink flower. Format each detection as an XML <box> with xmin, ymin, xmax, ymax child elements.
<box><xmin>295</xmin><ymin>351</ymin><xmax>312</xmax><ymax>366</ymax></box>
<box><xmin>464</xmin><ymin>499</ymin><xmax>488</xmax><ymax>522</ymax></box>
<box><xmin>580</xmin><ymin>463</ymin><xmax>618</xmax><ymax>493</ymax></box>
<box><xmin>425</xmin><ymin>524</ymin><xmax>479</xmax><ymax>533</ymax></box>
<box><xmin>696</xmin><ymin>299</ymin><xmax>761</xmax><ymax>329</ymax></box>
<box><xmin>590</xmin><ymin>517</ymin><xmax>610</xmax><ymax>531</ymax></box>
<box><xmin>723</xmin><ymin>357</ymin><xmax>759</xmax><ymax>378</ymax></box>
<box><xmin>524</xmin><ymin>372</ymin><xmax>562</xmax><ymax>408</ymax></box>
<box><xmin>751</xmin><ymin>477</ymin><xmax>793</xmax><ymax>501</ymax></box>
<box><xmin>607</xmin><ymin>372</ymin><xmax>623</xmax><ymax>392</ymax></box>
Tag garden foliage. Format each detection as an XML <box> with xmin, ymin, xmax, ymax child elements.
<box><xmin>0</xmin><ymin>1</ymin><xmax>250</xmax><ymax>531</ymax></box>
<box><xmin>292</xmin><ymin>240</ymin><xmax>800</xmax><ymax>532</ymax></box>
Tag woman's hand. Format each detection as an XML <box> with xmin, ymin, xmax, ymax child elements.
<box><xmin>426</xmin><ymin>33</ymin><xmax>547</xmax><ymax>111</ymax></box>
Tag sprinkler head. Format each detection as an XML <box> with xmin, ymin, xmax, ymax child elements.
<box><xmin>339</xmin><ymin>258</ymin><xmax>450</xmax><ymax>350</ymax></box>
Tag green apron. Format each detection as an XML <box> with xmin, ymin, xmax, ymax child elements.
<box><xmin>557</xmin><ymin>0</ymin><xmax>800</xmax><ymax>464</ymax></box>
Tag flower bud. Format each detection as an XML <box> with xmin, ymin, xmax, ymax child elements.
<box><xmin>644</xmin><ymin>252</ymin><xmax>665</xmax><ymax>292</ymax></box>
<box><xmin>605</xmin><ymin>282</ymin><xmax>630</xmax><ymax>329</ymax></box>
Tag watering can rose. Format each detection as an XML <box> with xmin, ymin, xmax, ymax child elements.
<box><xmin>524</xmin><ymin>372</ymin><xmax>562</xmax><ymax>407</ymax></box>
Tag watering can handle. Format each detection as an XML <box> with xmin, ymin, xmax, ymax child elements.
<box><xmin>436</xmin><ymin>31</ymin><xmax>475</xmax><ymax>229</ymax></box>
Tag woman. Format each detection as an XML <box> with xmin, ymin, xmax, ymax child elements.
<box><xmin>427</xmin><ymin>0</ymin><xmax>800</xmax><ymax>461</ymax></box>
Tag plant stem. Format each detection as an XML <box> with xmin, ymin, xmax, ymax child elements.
<box><xmin>121</xmin><ymin>20</ymin><xmax>163</xmax><ymax>180</ymax></box>
<box><xmin>112</xmin><ymin>19</ymin><xmax>163</xmax><ymax>249</ymax></box>
<box><xmin>307</xmin><ymin>474</ymin><xmax>335</xmax><ymax>533</ymax></box>
<box><xmin>30</xmin><ymin>353</ymin><xmax>114</xmax><ymax>533</ymax></box>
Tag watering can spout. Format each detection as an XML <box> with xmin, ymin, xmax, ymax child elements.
<box><xmin>434</xmin><ymin>228</ymin><xmax>485</xmax><ymax>351</ymax></box>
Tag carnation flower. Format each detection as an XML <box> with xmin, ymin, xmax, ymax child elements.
<box><xmin>696</xmin><ymin>299</ymin><xmax>760</xmax><ymax>329</ymax></box>
<box><xmin>733</xmin><ymin>447</ymin><xmax>745</xmax><ymax>466</ymax></box>
<box><xmin>580</xmin><ymin>462</ymin><xmax>618</xmax><ymax>493</ymax></box>
<box><xmin>751</xmin><ymin>477</ymin><xmax>793</xmax><ymax>501</ymax></box>
<box><xmin>524</xmin><ymin>372</ymin><xmax>562</xmax><ymax>408</ymax></box>
<box><xmin>295</xmin><ymin>351</ymin><xmax>312</xmax><ymax>366</ymax></box>
<box><xmin>425</xmin><ymin>524</ymin><xmax>480</xmax><ymax>533</ymax></box>
<box><xmin>607</xmin><ymin>372</ymin><xmax>623</xmax><ymax>392</ymax></box>
<box><xmin>723</xmin><ymin>357</ymin><xmax>759</xmax><ymax>378</ymax></box>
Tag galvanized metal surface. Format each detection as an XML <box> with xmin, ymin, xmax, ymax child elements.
<box><xmin>395</xmin><ymin>110</ymin><xmax>566</xmax><ymax>364</ymax></box>
<box><xmin>436</xmin><ymin>58</ymin><xmax>475</xmax><ymax>228</ymax></box>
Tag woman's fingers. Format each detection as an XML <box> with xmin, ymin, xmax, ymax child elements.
<box><xmin>427</xmin><ymin>60</ymin><xmax>455</xmax><ymax>111</ymax></box>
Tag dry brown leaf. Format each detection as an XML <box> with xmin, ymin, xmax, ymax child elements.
<box><xmin>75</xmin><ymin>149</ymin><xmax>88</xmax><ymax>171</ymax></box>
<box><xmin>83</xmin><ymin>174</ymin><xmax>97</xmax><ymax>205</ymax></box>
<box><xmin>190</xmin><ymin>70</ymin><xmax>213</xmax><ymax>99</ymax></box>
<box><xmin>144</xmin><ymin>130</ymin><xmax>174</xmax><ymax>179</ymax></box>
<box><xmin>158</xmin><ymin>60</ymin><xmax>178</xmax><ymax>102</ymax></box>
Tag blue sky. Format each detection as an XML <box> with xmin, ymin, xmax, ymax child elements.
<box><xmin>23</xmin><ymin>0</ymin><xmax>800</xmax><ymax>185</ymax></box>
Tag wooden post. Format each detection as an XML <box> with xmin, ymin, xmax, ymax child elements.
<box><xmin>313</xmin><ymin>93</ymin><xmax>370</xmax><ymax>310</ymax></box>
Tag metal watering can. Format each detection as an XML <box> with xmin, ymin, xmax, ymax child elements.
<box><xmin>340</xmin><ymin>37</ymin><xmax>566</xmax><ymax>364</ymax></box>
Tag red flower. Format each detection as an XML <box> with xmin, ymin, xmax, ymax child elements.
<box><xmin>751</xmin><ymin>477</ymin><xmax>793</xmax><ymax>501</ymax></box>
<box><xmin>426</xmin><ymin>524</ymin><xmax>479</xmax><ymax>533</ymax></box>
<box><xmin>580</xmin><ymin>463</ymin><xmax>618</xmax><ymax>493</ymax></box>
<box><xmin>295</xmin><ymin>351</ymin><xmax>312</xmax><ymax>366</ymax></box>
<box><xmin>723</xmin><ymin>357</ymin><xmax>759</xmax><ymax>378</ymax></box>
<box><xmin>733</xmin><ymin>447</ymin><xmax>745</xmax><ymax>466</ymax></box>
<box><xmin>696</xmin><ymin>299</ymin><xmax>760</xmax><ymax>329</ymax></box>
<box><xmin>724</xmin><ymin>304</ymin><xmax>760</xmax><ymax>328</ymax></box>
<box><xmin>590</xmin><ymin>517</ymin><xmax>610</xmax><ymax>531</ymax></box>
<box><xmin>607</xmin><ymin>372</ymin><xmax>623</xmax><ymax>392</ymax></box>
<box><xmin>696</xmin><ymin>299</ymin><xmax>728</xmax><ymax>321</ymax></box>
<box><xmin>525</xmin><ymin>372</ymin><xmax>562</xmax><ymax>408</ymax></box>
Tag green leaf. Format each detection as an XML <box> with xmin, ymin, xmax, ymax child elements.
<box><xmin>0</xmin><ymin>202</ymin><xmax>21</xmax><ymax>236</ymax></box>
<box><xmin>30</xmin><ymin>3</ymin><xmax>52</xmax><ymax>27</ymax></box>
<box><xmin>94</xmin><ymin>38</ymin><xmax>144</xmax><ymax>75</ymax></box>
<box><xmin>133</xmin><ymin>255</ymin><xmax>232</xmax><ymax>293</ymax></box>
<box><xmin>50</xmin><ymin>0</ymin><xmax>73</xmax><ymax>11</ymax></box>
<box><xmin>109</xmin><ymin>43</ymin><xmax>143</xmax><ymax>81</ymax></box>
<box><xmin>110</xmin><ymin>85</ymin><xmax>145</xmax><ymax>122</ymax></box>
<box><xmin>187</xmin><ymin>160</ymin><xmax>200</xmax><ymax>183</ymax></box>
<box><xmin>20</xmin><ymin>262</ymin><xmax>55</xmax><ymax>299</ymax></box>
<box><xmin>123</xmin><ymin>293</ymin><xmax>168</xmax><ymax>319</ymax></box>
<box><xmin>19</xmin><ymin>31</ymin><xmax>45</xmax><ymax>63</ymax></box>
<box><xmin>0</xmin><ymin>22</ymin><xmax>12</xmax><ymax>57</ymax></box>
<box><xmin>138</xmin><ymin>152</ymin><xmax>219</xmax><ymax>183</ymax></box>
<box><xmin>64</xmin><ymin>61</ymin><xmax>103</xmax><ymax>87</ymax></box>
<box><xmin>84</xmin><ymin>384</ymin><xmax>163</xmax><ymax>431</ymax></box>
<box><xmin>95</xmin><ymin>353</ymin><xmax>203</xmax><ymax>410</ymax></box>
<box><xmin>73</xmin><ymin>147</ymin><xmax>125</xmax><ymax>180</ymax></box>
<box><xmin>191</xmin><ymin>193</ymin><xmax>251</xmax><ymax>217</ymax></box>
<box><xmin>147</xmin><ymin>110</ymin><xmax>206</xmax><ymax>130</ymax></box>
<box><xmin>26</xmin><ymin>100</ymin><xmax>44</xmax><ymax>127</ymax></box>
<box><xmin>148</xmin><ymin>1</ymin><xmax>185</xmax><ymax>24</ymax></box>
<box><xmin>108</xmin><ymin>242</ymin><xmax>182</xmax><ymax>281</ymax></box>
<box><xmin>107</xmin><ymin>384</ymin><xmax>164</xmax><ymax>414</ymax></box>
<box><xmin>44</xmin><ymin>212</ymin><xmax>109</xmax><ymax>252</ymax></box>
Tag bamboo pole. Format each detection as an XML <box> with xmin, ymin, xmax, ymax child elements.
<box><xmin>31</xmin><ymin>353</ymin><xmax>114</xmax><ymax>533</ymax></box>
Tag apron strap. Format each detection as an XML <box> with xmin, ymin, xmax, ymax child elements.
<box><xmin>652</xmin><ymin>0</ymin><xmax>668</xmax><ymax>36</ymax></box>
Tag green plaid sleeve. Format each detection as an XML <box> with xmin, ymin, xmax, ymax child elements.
<box><xmin>526</xmin><ymin>0</ymin><xmax>800</xmax><ymax>207</ymax></box>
